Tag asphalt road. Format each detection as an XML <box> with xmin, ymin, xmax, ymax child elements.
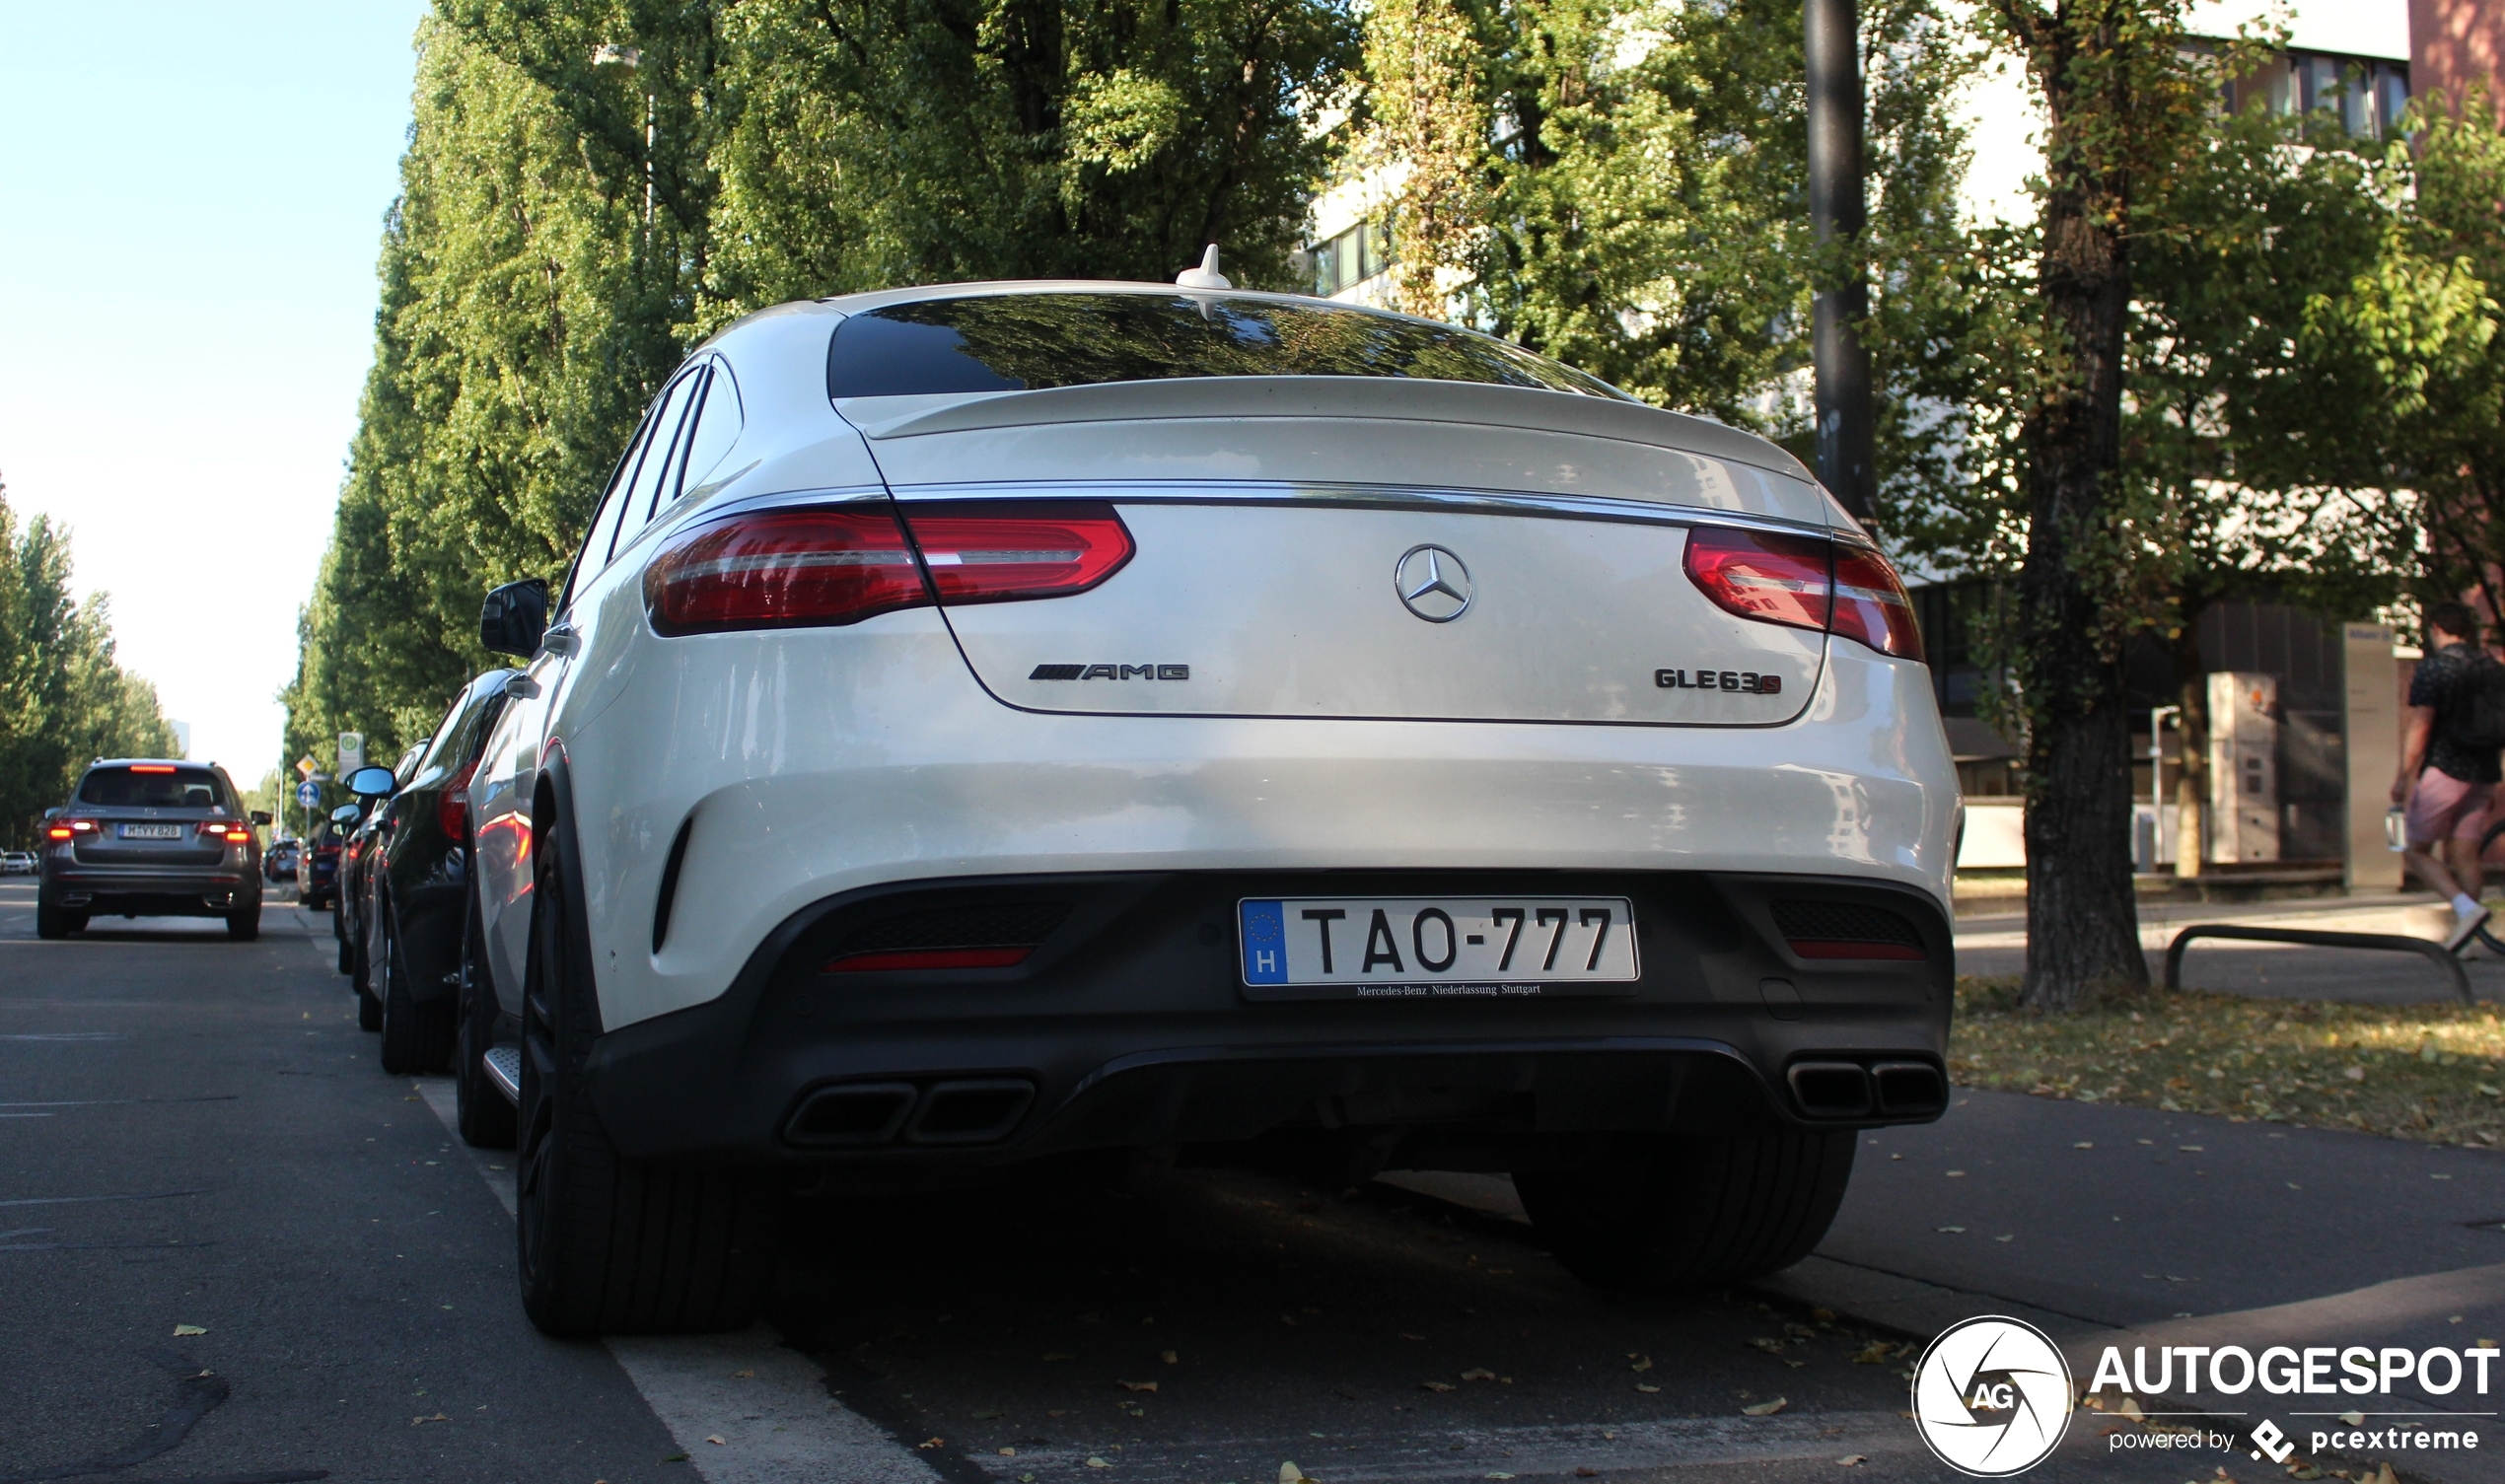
<box><xmin>0</xmin><ymin>880</ymin><xmax>2393</xmax><ymax>1484</ymax></box>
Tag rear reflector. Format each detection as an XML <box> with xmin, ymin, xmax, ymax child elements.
<box><xmin>1682</xmin><ymin>527</ymin><xmax>1924</xmax><ymax>663</ymax></box>
<box><xmin>823</xmin><ymin>945</ymin><xmax>1034</xmax><ymax>973</ymax></box>
<box><xmin>644</xmin><ymin>507</ymin><xmax>928</xmax><ymax>635</ymax></box>
<box><xmin>899</xmin><ymin>502</ymin><xmax>1133</xmax><ymax>604</ymax></box>
<box><xmin>440</xmin><ymin>759</ymin><xmax>478</xmax><ymax>840</ymax></box>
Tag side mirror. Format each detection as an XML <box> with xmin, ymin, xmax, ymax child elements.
<box><xmin>330</xmin><ymin>804</ymin><xmax>363</xmax><ymax>825</ymax></box>
<box><xmin>250</xmin><ymin>811</ymin><xmax>271</xmax><ymax>826</ymax></box>
<box><xmin>480</xmin><ymin>578</ymin><xmax>549</xmax><ymax>659</ymax></box>
<box><xmin>42</xmin><ymin>807</ymin><xmax>60</xmax><ymax>820</ymax></box>
<box><xmin>345</xmin><ymin>765</ymin><xmax>398</xmax><ymax>799</ymax></box>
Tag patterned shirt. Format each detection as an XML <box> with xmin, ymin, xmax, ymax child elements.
<box><xmin>2409</xmin><ymin>643</ymin><xmax>2505</xmax><ymax>785</ymax></box>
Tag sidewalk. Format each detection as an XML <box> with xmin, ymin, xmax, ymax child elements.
<box><xmin>1957</xmin><ymin>891</ymin><xmax>2505</xmax><ymax>1001</ymax></box>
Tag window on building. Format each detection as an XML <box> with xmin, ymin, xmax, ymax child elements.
<box><xmin>2210</xmin><ymin>45</ymin><xmax>2411</xmax><ymax>138</ymax></box>
<box><xmin>1309</xmin><ymin>219</ymin><xmax>1393</xmax><ymax>298</ymax></box>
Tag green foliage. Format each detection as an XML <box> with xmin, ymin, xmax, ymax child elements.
<box><xmin>0</xmin><ymin>478</ymin><xmax>179</xmax><ymax>846</ymax></box>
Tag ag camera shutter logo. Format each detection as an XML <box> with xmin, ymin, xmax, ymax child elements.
<box><xmin>1911</xmin><ymin>1315</ymin><xmax>2075</xmax><ymax>1475</ymax></box>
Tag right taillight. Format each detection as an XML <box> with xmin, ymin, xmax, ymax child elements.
<box><xmin>1682</xmin><ymin>528</ymin><xmax>1923</xmax><ymax>663</ymax></box>
<box><xmin>645</xmin><ymin>508</ymin><xmax>930</xmax><ymax>636</ymax></box>
<box><xmin>899</xmin><ymin>502</ymin><xmax>1133</xmax><ymax>604</ymax></box>
<box><xmin>1829</xmin><ymin>544</ymin><xmax>1924</xmax><ymax>662</ymax></box>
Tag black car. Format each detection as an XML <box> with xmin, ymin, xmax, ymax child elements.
<box><xmin>352</xmin><ymin>670</ymin><xmax>514</xmax><ymax>1079</ymax></box>
<box><xmin>297</xmin><ymin>812</ymin><xmax>349</xmax><ymax>909</ymax></box>
<box><xmin>37</xmin><ymin>759</ymin><xmax>263</xmax><ymax>940</ymax></box>
<box><xmin>337</xmin><ymin>800</ymin><xmax>392</xmax><ymax>1025</ymax></box>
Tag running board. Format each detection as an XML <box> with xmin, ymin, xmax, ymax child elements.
<box><xmin>482</xmin><ymin>1045</ymin><xmax>522</xmax><ymax>1106</ymax></box>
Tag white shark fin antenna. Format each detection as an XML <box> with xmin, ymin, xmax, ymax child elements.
<box><xmin>1175</xmin><ymin>244</ymin><xmax>1232</xmax><ymax>290</ymax></box>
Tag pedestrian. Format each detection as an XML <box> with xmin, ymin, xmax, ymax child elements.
<box><xmin>2393</xmin><ymin>601</ymin><xmax>2505</xmax><ymax>949</ymax></box>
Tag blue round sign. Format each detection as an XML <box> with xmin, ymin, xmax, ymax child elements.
<box><xmin>295</xmin><ymin>781</ymin><xmax>321</xmax><ymax>808</ymax></box>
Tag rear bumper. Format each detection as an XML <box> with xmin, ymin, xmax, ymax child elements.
<box><xmin>46</xmin><ymin>865</ymin><xmax>254</xmax><ymax>915</ymax></box>
<box><xmin>581</xmin><ymin>868</ymin><xmax>1952</xmax><ymax>1169</ymax></box>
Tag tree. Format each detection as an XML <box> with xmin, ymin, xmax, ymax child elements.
<box><xmin>0</xmin><ymin>477</ymin><xmax>179</xmax><ymax>845</ymax></box>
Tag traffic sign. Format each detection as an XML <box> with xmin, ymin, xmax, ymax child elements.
<box><xmin>295</xmin><ymin>781</ymin><xmax>321</xmax><ymax>809</ymax></box>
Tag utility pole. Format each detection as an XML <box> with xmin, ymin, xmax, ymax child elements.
<box><xmin>1805</xmin><ymin>0</ymin><xmax>1877</xmax><ymax>526</ymax></box>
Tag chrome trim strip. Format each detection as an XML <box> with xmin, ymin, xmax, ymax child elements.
<box><xmin>686</xmin><ymin>484</ymin><xmax>893</xmax><ymax>522</ymax></box>
<box><xmin>885</xmin><ymin>479</ymin><xmax>1844</xmax><ymax>538</ymax></box>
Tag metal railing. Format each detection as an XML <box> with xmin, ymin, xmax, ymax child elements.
<box><xmin>2162</xmin><ymin>923</ymin><xmax>2474</xmax><ymax>1005</ymax></box>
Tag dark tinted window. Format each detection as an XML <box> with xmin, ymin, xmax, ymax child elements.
<box><xmin>79</xmin><ymin>765</ymin><xmax>231</xmax><ymax>810</ymax></box>
<box><xmin>825</xmin><ymin>293</ymin><xmax>1627</xmax><ymax>401</ymax></box>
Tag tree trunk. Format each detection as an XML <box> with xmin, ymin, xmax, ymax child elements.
<box><xmin>2171</xmin><ymin>621</ymin><xmax>2208</xmax><ymax>878</ymax></box>
<box><xmin>2015</xmin><ymin>34</ymin><xmax>2149</xmax><ymax>1010</ymax></box>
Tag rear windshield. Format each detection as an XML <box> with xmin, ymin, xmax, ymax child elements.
<box><xmin>78</xmin><ymin>765</ymin><xmax>231</xmax><ymax>810</ymax></box>
<box><xmin>825</xmin><ymin>293</ymin><xmax>1628</xmax><ymax>401</ymax></box>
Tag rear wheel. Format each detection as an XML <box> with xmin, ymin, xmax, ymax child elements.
<box><xmin>456</xmin><ymin>890</ymin><xmax>517</xmax><ymax>1149</ymax></box>
<box><xmin>1515</xmin><ymin>1131</ymin><xmax>1856</xmax><ymax>1291</ymax></box>
<box><xmin>516</xmin><ymin>808</ymin><xmax>777</xmax><ymax>1336</ymax></box>
<box><xmin>36</xmin><ymin>888</ymin><xmax>72</xmax><ymax>940</ymax></box>
<box><xmin>377</xmin><ymin>901</ymin><xmax>455</xmax><ymax>1075</ymax></box>
<box><xmin>226</xmin><ymin>897</ymin><xmax>259</xmax><ymax>942</ymax></box>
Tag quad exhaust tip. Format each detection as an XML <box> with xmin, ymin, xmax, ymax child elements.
<box><xmin>1787</xmin><ymin>1058</ymin><xmax>1945</xmax><ymax>1120</ymax></box>
<box><xmin>785</xmin><ymin>1078</ymin><xmax>1038</xmax><ymax>1149</ymax></box>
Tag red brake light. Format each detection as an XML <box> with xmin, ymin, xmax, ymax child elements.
<box><xmin>1682</xmin><ymin>528</ymin><xmax>1925</xmax><ymax>663</ymax></box>
<box><xmin>47</xmin><ymin>818</ymin><xmax>93</xmax><ymax>840</ymax></box>
<box><xmin>1829</xmin><ymin>545</ymin><xmax>1924</xmax><ymax>662</ymax></box>
<box><xmin>644</xmin><ymin>508</ymin><xmax>929</xmax><ymax>636</ymax></box>
<box><xmin>197</xmin><ymin>819</ymin><xmax>250</xmax><ymax>843</ymax></box>
<box><xmin>1682</xmin><ymin>528</ymin><xmax>1832</xmax><ymax>631</ymax></box>
<box><xmin>441</xmin><ymin>758</ymin><xmax>478</xmax><ymax>840</ymax></box>
<box><xmin>130</xmin><ymin>764</ymin><xmax>177</xmax><ymax>774</ymax></box>
<box><xmin>898</xmin><ymin>503</ymin><xmax>1133</xmax><ymax>604</ymax></box>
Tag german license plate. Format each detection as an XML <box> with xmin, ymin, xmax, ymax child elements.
<box><xmin>117</xmin><ymin>823</ymin><xmax>181</xmax><ymax>840</ymax></box>
<box><xmin>1238</xmin><ymin>896</ymin><xmax>1639</xmax><ymax>1000</ymax></box>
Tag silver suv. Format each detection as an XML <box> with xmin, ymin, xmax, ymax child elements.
<box><xmin>38</xmin><ymin>759</ymin><xmax>263</xmax><ymax>940</ymax></box>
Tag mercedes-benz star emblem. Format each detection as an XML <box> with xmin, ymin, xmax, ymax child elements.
<box><xmin>1395</xmin><ymin>544</ymin><xmax>1473</xmax><ymax>623</ymax></box>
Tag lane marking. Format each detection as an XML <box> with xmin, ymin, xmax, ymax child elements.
<box><xmin>410</xmin><ymin>1078</ymin><xmax>938</xmax><ymax>1484</ymax></box>
<box><xmin>0</xmin><ymin>1189</ymin><xmax>207</xmax><ymax>1209</ymax></box>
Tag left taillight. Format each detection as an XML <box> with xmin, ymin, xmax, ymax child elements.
<box><xmin>1829</xmin><ymin>545</ymin><xmax>1924</xmax><ymax>663</ymax></box>
<box><xmin>440</xmin><ymin>759</ymin><xmax>477</xmax><ymax>840</ymax></box>
<box><xmin>642</xmin><ymin>502</ymin><xmax>1135</xmax><ymax>637</ymax></box>
<box><xmin>198</xmin><ymin>819</ymin><xmax>250</xmax><ymax>844</ymax></box>
<box><xmin>46</xmin><ymin>818</ymin><xmax>97</xmax><ymax>841</ymax></box>
<box><xmin>645</xmin><ymin>508</ymin><xmax>929</xmax><ymax>636</ymax></box>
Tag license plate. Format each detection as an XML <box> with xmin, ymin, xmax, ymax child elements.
<box><xmin>117</xmin><ymin>823</ymin><xmax>182</xmax><ymax>840</ymax></box>
<box><xmin>1238</xmin><ymin>896</ymin><xmax>1639</xmax><ymax>1000</ymax></box>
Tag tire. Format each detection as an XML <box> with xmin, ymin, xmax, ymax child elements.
<box><xmin>377</xmin><ymin>901</ymin><xmax>456</xmax><ymax>1076</ymax></box>
<box><xmin>227</xmin><ymin>898</ymin><xmax>260</xmax><ymax>942</ymax></box>
<box><xmin>1515</xmin><ymin>1131</ymin><xmax>1857</xmax><ymax>1291</ymax></box>
<box><xmin>336</xmin><ymin>923</ymin><xmax>354</xmax><ymax>974</ymax></box>
<box><xmin>456</xmin><ymin>890</ymin><xmax>517</xmax><ymax>1149</ymax></box>
<box><xmin>357</xmin><ymin>983</ymin><xmax>382</xmax><ymax>1031</ymax></box>
<box><xmin>36</xmin><ymin>889</ymin><xmax>68</xmax><ymax>941</ymax></box>
<box><xmin>517</xmin><ymin>807</ymin><xmax>777</xmax><ymax>1336</ymax></box>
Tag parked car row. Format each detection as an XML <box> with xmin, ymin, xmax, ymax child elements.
<box><xmin>324</xmin><ymin>671</ymin><xmax>517</xmax><ymax>1090</ymax></box>
<box><xmin>2</xmin><ymin>851</ymin><xmax>35</xmax><ymax>876</ymax></box>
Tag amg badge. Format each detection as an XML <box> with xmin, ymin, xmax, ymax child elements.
<box><xmin>1656</xmin><ymin>668</ymin><xmax>1780</xmax><ymax>694</ymax></box>
<box><xmin>1030</xmin><ymin>663</ymin><xmax>1191</xmax><ymax>681</ymax></box>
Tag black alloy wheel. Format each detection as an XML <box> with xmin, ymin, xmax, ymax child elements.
<box><xmin>455</xmin><ymin>887</ymin><xmax>517</xmax><ymax>1149</ymax></box>
<box><xmin>226</xmin><ymin>895</ymin><xmax>259</xmax><ymax>942</ymax></box>
<box><xmin>377</xmin><ymin>897</ymin><xmax>456</xmax><ymax>1075</ymax></box>
<box><xmin>35</xmin><ymin>886</ymin><xmax>75</xmax><ymax>941</ymax></box>
<box><xmin>515</xmin><ymin>807</ymin><xmax>777</xmax><ymax>1337</ymax></box>
<box><xmin>1514</xmin><ymin>1130</ymin><xmax>1857</xmax><ymax>1291</ymax></box>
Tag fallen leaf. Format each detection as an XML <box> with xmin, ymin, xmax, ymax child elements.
<box><xmin>1946</xmin><ymin>1169</ymin><xmax>1967</xmax><ymax>1177</ymax></box>
<box><xmin>1421</xmin><ymin>1379</ymin><xmax>1457</xmax><ymax>1392</ymax></box>
<box><xmin>2339</xmin><ymin>1410</ymin><xmax>2366</xmax><ymax>1426</ymax></box>
<box><xmin>1743</xmin><ymin>1397</ymin><xmax>1788</xmax><ymax>1416</ymax></box>
<box><xmin>1635</xmin><ymin>1383</ymin><xmax>1661</xmax><ymax>1393</ymax></box>
<box><xmin>1277</xmin><ymin>1463</ymin><xmax>1308</xmax><ymax>1483</ymax></box>
<box><xmin>1936</xmin><ymin>1226</ymin><xmax>1967</xmax><ymax>1234</ymax></box>
<box><xmin>917</xmin><ymin>1437</ymin><xmax>946</xmax><ymax>1449</ymax></box>
<box><xmin>2118</xmin><ymin>1397</ymin><xmax>2144</xmax><ymax>1421</ymax></box>
<box><xmin>661</xmin><ymin>1453</ymin><xmax>690</xmax><ymax>1463</ymax></box>
<box><xmin>1161</xmin><ymin>1350</ymin><xmax>1179</xmax><ymax>1365</ymax></box>
<box><xmin>1630</xmin><ymin>1355</ymin><xmax>1655</xmax><ymax>1373</ymax></box>
<box><xmin>2072</xmin><ymin>1141</ymin><xmax>2094</xmax><ymax>1149</ymax></box>
<box><xmin>1087</xmin><ymin>1458</ymin><xmax>1112</xmax><ymax>1470</ymax></box>
<box><xmin>706</xmin><ymin>1435</ymin><xmax>728</xmax><ymax>1446</ymax></box>
<box><xmin>731</xmin><ymin>1369</ymin><xmax>755</xmax><ymax>1378</ymax></box>
<box><xmin>1462</xmin><ymin>1368</ymin><xmax>1497</xmax><ymax>1381</ymax></box>
<box><xmin>173</xmin><ymin>1324</ymin><xmax>207</xmax><ymax>1337</ymax></box>
<box><xmin>1577</xmin><ymin>1470</ymin><xmax>1602</xmax><ymax>1479</ymax></box>
<box><xmin>1838</xmin><ymin>1455</ymin><xmax>1869</xmax><ymax>1466</ymax></box>
<box><xmin>1118</xmin><ymin>1380</ymin><xmax>1159</xmax><ymax>1393</ymax></box>
<box><xmin>411</xmin><ymin>1413</ymin><xmax>449</xmax><ymax>1426</ymax></box>
<box><xmin>1750</xmin><ymin>1338</ymin><xmax>1786</xmax><ymax>1354</ymax></box>
<box><xmin>999</xmin><ymin>1447</ymin><xmax>1017</xmax><ymax>1456</ymax></box>
<box><xmin>2178</xmin><ymin>1145</ymin><xmax>2203</xmax><ymax>1153</ymax></box>
<box><xmin>1851</xmin><ymin>1341</ymin><xmax>1896</xmax><ymax>1364</ymax></box>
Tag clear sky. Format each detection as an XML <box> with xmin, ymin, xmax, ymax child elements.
<box><xmin>0</xmin><ymin>2</ymin><xmax>428</xmax><ymax>778</ymax></box>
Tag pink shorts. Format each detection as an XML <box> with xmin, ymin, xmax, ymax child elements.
<box><xmin>2407</xmin><ymin>768</ymin><xmax>2495</xmax><ymax>844</ymax></box>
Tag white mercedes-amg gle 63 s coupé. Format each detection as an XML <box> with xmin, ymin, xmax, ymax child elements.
<box><xmin>460</xmin><ymin>270</ymin><xmax>1960</xmax><ymax>1336</ymax></box>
